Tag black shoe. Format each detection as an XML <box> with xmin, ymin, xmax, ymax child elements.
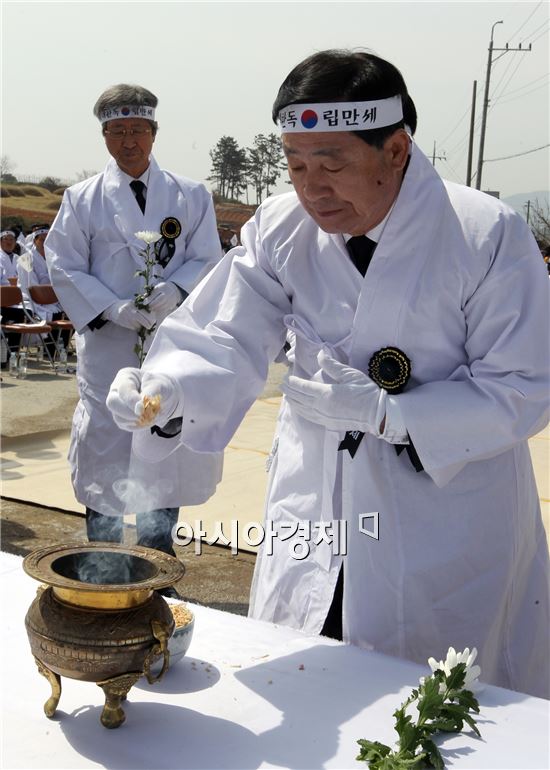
<box><xmin>158</xmin><ymin>585</ymin><xmax>181</xmax><ymax>600</ymax></box>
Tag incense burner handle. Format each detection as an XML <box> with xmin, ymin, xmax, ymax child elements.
<box><xmin>143</xmin><ymin>619</ymin><xmax>171</xmax><ymax>683</ymax></box>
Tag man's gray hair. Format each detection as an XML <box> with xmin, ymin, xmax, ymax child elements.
<box><xmin>93</xmin><ymin>84</ymin><xmax>159</xmax><ymax>133</ymax></box>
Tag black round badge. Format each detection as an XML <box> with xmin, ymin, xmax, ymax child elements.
<box><xmin>160</xmin><ymin>217</ymin><xmax>182</xmax><ymax>240</ymax></box>
<box><xmin>368</xmin><ymin>347</ymin><xmax>411</xmax><ymax>393</ymax></box>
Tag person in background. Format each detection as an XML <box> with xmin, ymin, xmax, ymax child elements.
<box><xmin>0</xmin><ymin>229</ymin><xmax>27</xmax><ymax>367</ymax></box>
<box><xmin>18</xmin><ymin>225</ymin><xmax>72</xmax><ymax>355</ymax></box>
<box><xmin>45</xmin><ymin>84</ymin><xmax>223</xmax><ymax>584</ymax></box>
<box><xmin>0</xmin><ymin>230</ymin><xmax>21</xmax><ymax>286</ymax></box>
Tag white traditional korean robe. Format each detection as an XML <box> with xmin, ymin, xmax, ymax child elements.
<box><xmin>17</xmin><ymin>246</ymin><xmax>60</xmax><ymax>320</ymax></box>
<box><xmin>139</xmin><ymin>143</ymin><xmax>550</xmax><ymax>697</ymax></box>
<box><xmin>0</xmin><ymin>249</ymin><xmax>19</xmax><ymax>286</ymax></box>
<box><xmin>45</xmin><ymin>156</ymin><xmax>223</xmax><ymax>516</ymax></box>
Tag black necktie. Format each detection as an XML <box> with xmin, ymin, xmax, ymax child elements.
<box><xmin>338</xmin><ymin>236</ymin><xmax>377</xmax><ymax>458</ymax></box>
<box><xmin>341</xmin><ymin>235</ymin><xmax>424</xmax><ymax>471</ymax></box>
<box><xmin>346</xmin><ymin>235</ymin><xmax>377</xmax><ymax>277</ymax></box>
<box><xmin>130</xmin><ymin>179</ymin><xmax>146</xmax><ymax>214</ymax></box>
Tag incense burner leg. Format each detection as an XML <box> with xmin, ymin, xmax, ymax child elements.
<box><xmin>97</xmin><ymin>672</ymin><xmax>141</xmax><ymax>729</ymax></box>
<box><xmin>34</xmin><ymin>657</ymin><xmax>61</xmax><ymax>717</ymax></box>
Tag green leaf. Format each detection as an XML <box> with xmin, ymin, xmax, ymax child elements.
<box><xmin>356</xmin><ymin>739</ymin><xmax>393</xmax><ymax>767</ymax></box>
<box><xmin>457</xmin><ymin>689</ymin><xmax>480</xmax><ymax>714</ymax></box>
<box><xmin>417</xmin><ymin>677</ymin><xmax>444</xmax><ymax>722</ymax></box>
<box><xmin>420</xmin><ymin>739</ymin><xmax>444</xmax><ymax>770</ymax></box>
<box><xmin>431</xmin><ymin>716</ymin><xmax>463</xmax><ymax>733</ymax></box>
<box><xmin>445</xmin><ymin>663</ymin><xmax>467</xmax><ymax>692</ymax></box>
<box><xmin>461</xmin><ymin>711</ymin><xmax>481</xmax><ymax>737</ymax></box>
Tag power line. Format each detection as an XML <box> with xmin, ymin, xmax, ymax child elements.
<box><xmin>507</xmin><ymin>1</ymin><xmax>543</xmax><ymax>40</ymax></box>
<box><xmin>520</xmin><ymin>17</ymin><xmax>550</xmax><ymax>43</ymax></box>
<box><xmin>528</xmin><ymin>24</ymin><xmax>550</xmax><ymax>44</ymax></box>
<box><xmin>491</xmin><ymin>53</ymin><xmax>528</xmax><ymax>104</ymax></box>
<box><xmin>496</xmin><ymin>80</ymin><xmax>550</xmax><ymax>106</ymax></box>
<box><xmin>438</xmin><ymin>103</ymin><xmax>474</xmax><ymax>147</ymax></box>
<box><xmin>497</xmin><ymin>72</ymin><xmax>549</xmax><ymax>98</ymax></box>
<box><xmin>476</xmin><ymin>21</ymin><xmax>532</xmax><ymax>189</ymax></box>
<box><xmin>435</xmin><ymin>4</ymin><xmax>546</xmax><ymax>174</ymax></box>
<box><xmin>440</xmin><ymin>156</ymin><xmax>465</xmax><ymax>184</ymax></box>
<box><xmin>484</xmin><ymin>143</ymin><xmax>550</xmax><ymax>162</ymax></box>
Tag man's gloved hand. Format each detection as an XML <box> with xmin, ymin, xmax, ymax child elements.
<box><xmin>281</xmin><ymin>350</ymin><xmax>387</xmax><ymax>434</ymax></box>
<box><xmin>146</xmin><ymin>282</ymin><xmax>182</xmax><ymax>315</ymax></box>
<box><xmin>106</xmin><ymin>367</ymin><xmax>181</xmax><ymax>431</ymax></box>
<box><xmin>102</xmin><ymin>300</ymin><xmax>155</xmax><ymax>331</ymax></box>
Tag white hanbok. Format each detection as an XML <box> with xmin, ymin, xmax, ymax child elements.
<box><xmin>140</xmin><ymin>144</ymin><xmax>549</xmax><ymax>697</ymax></box>
<box><xmin>0</xmin><ymin>249</ymin><xmax>19</xmax><ymax>286</ymax></box>
<box><xmin>46</xmin><ymin>156</ymin><xmax>224</xmax><ymax>516</ymax></box>
<box><xmin>17</xmin><ymin>246</ymin><xmax>61</xmax><ymax>320</ymax></box>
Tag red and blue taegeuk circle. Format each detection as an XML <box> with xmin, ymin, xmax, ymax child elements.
<box><xmin>121</xmin><ymin>106</ymin><xmax>131</xmax><ymax>116</ymax></box>
<box><xmin>301</xmin><ymin>110</ymin><xmax>318</xmax><ymax>129</ymax></box>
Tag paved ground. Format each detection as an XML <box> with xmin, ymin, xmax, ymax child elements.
<box><xmin>0</xmin><ymin>357</ymin><xmax>288</xmax><ymax>614</ymax></box>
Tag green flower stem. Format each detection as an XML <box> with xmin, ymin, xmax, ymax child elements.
<box><xmin>133</xmin><ymin>240</ymin><xmax>160</xmax><ymax>365</ymax></box>
<box><xmin>356</xmin><ymin>663</ymin><xmax>481</xmax><ymax>770</ymax></box>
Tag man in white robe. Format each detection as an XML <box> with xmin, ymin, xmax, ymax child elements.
<box><xmin>46</xmin><ymin>84</ymin><xmax>223</xmax><ymax>580</ymax></box>
<box><xmin>0</xmin><ymin>230</ymin><xmax>21</xmax><ymax>286</ymax></box>
<box><xmin>107</xmin><ymin>52</ymin><xmax>549</xmax><ymax>695</ymax></box>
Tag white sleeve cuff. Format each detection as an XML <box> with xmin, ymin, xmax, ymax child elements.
<box><xmin>379</xmin><ymin>395</ymin><xmax>409</xmax><ymax>444</ymax></box>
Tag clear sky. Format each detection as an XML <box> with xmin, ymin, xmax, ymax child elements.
<box><xmin>2</xmin><ymin>0</ymin><xmax>549</xmax><ymax>200</ymax></box>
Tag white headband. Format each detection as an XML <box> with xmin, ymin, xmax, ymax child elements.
<box><xmin>98</xmin><ymin>104</ymin><xmax>156</xmax><ymax>124</ymax></box>
<box><xmin>279</xmin><ymin>96</ymin><xmax>403</xmax><ymax>133</ymax></box>
<box><xmin>0</xmin><ymin>230</ymin><xmax>16</xmax><ymax>238</ymax></box>
<box><xmin>33</xmin><ymin>228</ymin><xmax>49</xmax><ymax>238</ymax></box>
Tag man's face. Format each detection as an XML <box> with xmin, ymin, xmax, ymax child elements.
<box><xmin>34</xmin><ymin>233</ymin><xmax>47</xmax><ymax>255</ymax></box>
<box><xmin>1</xmin><ymin>234</ymin><xmax>16</xmax><ymax>253</ymax></box>
<box><xmin>103</xmin><ymin>118</ymin><xmax>155</xmax><ymax>178</ymax></box>
<box><xmin>283</xmin><ymin>130</ymin><xmax>409</xmax><ymax>235</ymax></box>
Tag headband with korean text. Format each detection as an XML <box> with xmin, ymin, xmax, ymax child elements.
<box><xmin>98</xmin><ymin>105</ymin><xmax>156</xmax><ymax>124</ymax></box>
<box><xmin>278</xmin><ymin>96</ymin><xmax>403</xmax><ymax>133</ymax></box>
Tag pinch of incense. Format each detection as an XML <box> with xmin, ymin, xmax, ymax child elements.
<box><xmin>137</xmin><ymin>394</ymin><xmax>161</xmax><ymax>427</ymax></box>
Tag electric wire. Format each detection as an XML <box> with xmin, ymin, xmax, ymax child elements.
<box><xmin>506</xmin><ymin>1</ymin><xmax>543</xmax><ymax>41</ymax></box>
<box><xmin>527</xmin><ymin>25</ymin><xmax>550</xmax><ymax>45</ymax></box>
<box><xmin>496</xmin><ymin>79</ymin><xmax>550</xmax><ymax>106</ymax></box>
<box><xmin>484</xmin><ymin>143</ymin><xmax>550</xmax><ymax>162</ymax></box>
<box><xmin>496</xmin><ymin>72</ymin><xmax>549</xmax><ymax>98</ymax></box>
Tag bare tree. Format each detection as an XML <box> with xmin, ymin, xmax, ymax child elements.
<box><xmin>528</xmin><ymin>198</ymin><xmax>550</xmax><ymax>247</ymax></box>
<box><xmin>75</xmin><ymin>169</ymin><xmax>98</xmax><ymax>182</ymax></box>
<box><xmin>0</xmin><ymin>154</ymin><xmax>17</xmax><ymax>181</ymax></box>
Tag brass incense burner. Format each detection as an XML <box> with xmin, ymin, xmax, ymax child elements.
<box><xmin>24</xmin><ymin>542</ymin><xmax>185</xmax><ymax>729</ymax></box>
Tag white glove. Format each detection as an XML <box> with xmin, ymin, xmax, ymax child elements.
<box><xmin>146</xmin><ymin>282</ymin><xmax>182</xmax><ymax>315</ymax></box>
<box><xmin>281</xmin><ymin>350</ymin><xmax>387</xmax><ymax>434</ymax></box>
<box><xmin>103</xmin><ymin>300</ymin><xmax>155</xmax><ymax>331</ymax></box>
<box><xmin>106</xmin><ymin>367</ymin><xmax>181</xmax><ymax>432</ymax></box>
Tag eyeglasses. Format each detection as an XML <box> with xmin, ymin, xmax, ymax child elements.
<box><xmin>104</xmin><ymin>127</ymin><xmax>152</xmax><ymax>138</ymax></box>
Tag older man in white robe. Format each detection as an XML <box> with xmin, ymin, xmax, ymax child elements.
<box><xmin>107</xmin><ymin>51</ymin><xmax>549</xmax><ymax>695</ymax></box>
<box><xmin>46</xmin><ymin>84</ymin><xmax>223</xmax><ymax>584</ymax></box>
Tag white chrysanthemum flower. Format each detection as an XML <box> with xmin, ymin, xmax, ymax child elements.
<box><xmin>17</xmin><ymin>252</ymin><xmax>33</xmax><ymax>272</ymax></box>
<box><xmin>135</xmin><ymin>231</ymin><xmax>162</xmax><ymax>244</ymax></box>
<box><xmin>427</xmin><ymin>646</ymin><xmax>481</xmax><ymax>693</ymax></box>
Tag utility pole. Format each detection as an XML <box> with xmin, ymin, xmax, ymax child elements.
<box><xmin>431</xmin><ymin>141</ymin><xmax>446</xmax><ymax>167</ymax></box>
<box><xmin>525</xmin><ymin>199</ymin><xmax>531</xmax><ymax>224</ymax></box>
<box><xmin>476</xmin><ymin>21</ymin><xmax>532</xmax><ymax>191</ymax></box>
<box><xmin>466</xmin><ymin>80</ymin><xmax>477</xmax><ymax>186</ymax></box>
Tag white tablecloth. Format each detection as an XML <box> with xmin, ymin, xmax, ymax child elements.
<box><xmin>1</xmin><ymin>551</ymin><xmax>548</xmax><ymax>769</ymax></box>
